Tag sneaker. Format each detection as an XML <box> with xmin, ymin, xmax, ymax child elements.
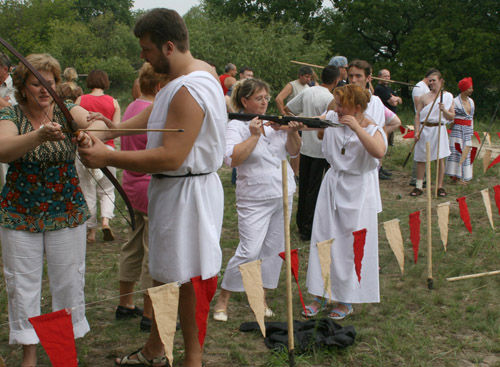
<box><xmin>380</xmin><ymin>167</ymin><xmax>392</xmax><ymax>176</ymax></box>
<box><xmin>379</xmin><ymin>171</ymin><xmax>391</xmax><ymax>180</ymax></box>
<box><xmin>140</xmin><ymin>316</ymin><xmax>151</xmax><ymax>332</ymax></box>
<box><xmin>115</xmin><ymin>305</ymin><xmax>144</xmax><ymax>320</ymax></box>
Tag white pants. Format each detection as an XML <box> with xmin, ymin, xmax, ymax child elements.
<box><xmin>75</xmin><ymin>151</ymin><xmax>115</xmax><ymax>229</ymax></box>
<box><xmin>0</xmin><ymin>225</ymin><xmax>90</xmax><ymax>344</ymax></box>
<box><xmin>221</xmin><ymin>196</ymin><xmax>292</xmax><ymax>292</ymax></box>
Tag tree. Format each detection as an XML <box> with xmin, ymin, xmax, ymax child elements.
<box><xmin>72</xmin><ymin>0</ymin><xmax>134</xmax><ymax>26</ymax></box>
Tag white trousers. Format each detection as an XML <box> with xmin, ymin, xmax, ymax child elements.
<box><xmin>75</xmin><ymin>151</ymin><xmax>115</xmax><ymax>228</ymax></box>
<box><xmin>0</xmin><ymin>225</ymin><xmax>90</xmax><ymax>344</ymax></box>
<box><xmin>221</xmin><ymin>196</ymin><xmax>292</xmax><ymax>292</ymax></box>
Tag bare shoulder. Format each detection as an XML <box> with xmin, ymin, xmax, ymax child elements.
<box><xmin>191</xmin><ymin>59</ymin><xmax>219</xmax><ymax>80</ymax></box>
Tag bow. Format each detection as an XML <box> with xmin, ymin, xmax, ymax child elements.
<box><xmin>0</xmin><ymin>36</ymin><xmax>136</xmax><ymax>230</ymax></box>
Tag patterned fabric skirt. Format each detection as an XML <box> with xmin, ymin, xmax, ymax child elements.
<box><xmin>445</xmin><ymin>124</ymin><xmax>473</xmax><ymax>181</ymax></box>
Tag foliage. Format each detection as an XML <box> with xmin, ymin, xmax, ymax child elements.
<box><xmin>72</xmin><ymin>0</ymin><xmax>134</xmax><ymax>26</ymax></box>
<box><xmin>184</xmin><ymin>6</ymin><xmax>330</xmax><ymax>108</ymax></box>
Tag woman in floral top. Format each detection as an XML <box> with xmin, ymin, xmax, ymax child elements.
<box><xmin>0</xmin><ymin>53</ymin><xmax>96</xmax><ymax>367</ymax></box>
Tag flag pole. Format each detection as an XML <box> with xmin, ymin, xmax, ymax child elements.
<box><xmin>426</xmin><ymin>142</ymin><xmax>434</xmax><ymax>290</ymax></box>
<box><xmin>281</xmin><ymin>160</ymin><xmax>295</xmax><ymax>367</ymax></box>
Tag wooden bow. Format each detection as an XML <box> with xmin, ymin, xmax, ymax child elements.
<box><xmin>0</xmin><ymin>36</ymin><xmax>136</xmax><ymax>230</ymax></box>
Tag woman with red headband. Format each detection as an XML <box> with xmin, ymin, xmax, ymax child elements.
<box><xmin>445</xmin><ymin>77</ymin><xmax>475</xmax><ymax>184</ymax></box>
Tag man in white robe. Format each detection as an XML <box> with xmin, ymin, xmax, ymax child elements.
<box><xmin>78</xmin><ymin>9</ymin><xmax>226</xmax><ymax>367</ymax></box>
<box><xmin>411</xmin><ymin>70</ymin><xmax>454</xmax><ymax>197</ymax></box>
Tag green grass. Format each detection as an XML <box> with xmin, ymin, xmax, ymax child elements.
<box><xmin>1</xmin><ymin>113</ymin><xmax>500</xmax><ymax>366</ymax></box>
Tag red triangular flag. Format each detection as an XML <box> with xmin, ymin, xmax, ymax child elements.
<box><xmin>409</xmin><ymin>211</ymin><xmax>421</xmax><ymax>264</ymax></box>
<box><xmin>447</xmin><ymin>129</ymin><xmax>451</xmax><ymax>134</ymax></box>
<box><xmin>497</xmin><ymin>132</ymin><xmax>500</xmax><ymax>140</ymax></box>
<box><xmin>353</xmin><ymin>229</ymin><xmax>367</xmax><ymax>283</ymax></box>
<box><xmin>398</xmin><ymin>125</ymin><xmax>406</xmax><ymax>134</ymax></box>
<box><xmin>403</xmin><ymin>130</ymin><xmax>414</xmax><ymax>139</ymax></box>
<box><xmin>456</xmin><ymin>197</ymin><xmax>472</xmax><ymax>233</ymax></box>
<box><xmin>474</xmin><ymin>131</ymin><xmax>481</xmax><ymax>143</ymax></box>
<box><xmin>279</xmin><ymin>249</ymin><xmax>306</xmax><ymax>316</ymax></box>
<box><xmin>470</xmin><ymin>147</ymin><xmax>478</xmax><ymax>164</ymax></box>
<box><xmin>191</xmin><ymin>275</ymin><xmax>218</xmax><ymax>349</ymax></box>
<box><xmin>454</xmin><ymin>143</ymin><xmax>462</xmax><ymax>154</ymax></box>
<box><xmin>486</xmin><ymin>154</ymin><xmax>500</xmax><ymax>171</ymax></box>
<box><xmin>28</xmin><ymin>309</ymin><xmax>77</xmax><ymax>367</ymax></box>
<box><xmin>493</xmin><ymin>185</ymin><xmax>500</xmax><ymax>216</ymax></box>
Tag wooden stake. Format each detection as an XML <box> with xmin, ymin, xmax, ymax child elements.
<box><xmin>435</xmin><ymin>89</ymin><xmax>444</xmax><ymax>198</ymax></box>
<box><xmin>426</xmin><ymin>142</ymin><xmax>433</xmax><ymax>290</ymax></box>
<box><xmin>290</xmin><ymin>60</ymin><xmax>417</xmax><ymax>86</ymax></box>
<box><xmin>281</xmin><ymin>160</ymin><xmax>295</xmax><ymax>367</ymax></box>
<box><xmin>447</xmin><ymin>270</ymin><xmax>500</xmax><ymax>282</ymax></box>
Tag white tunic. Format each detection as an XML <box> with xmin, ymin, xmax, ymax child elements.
<box><xmin>414</xmin><ymin>91</ymin><xmax>453</xmax><ymax>162</ymax></box>
<box><xmin>306</xmin><ymin>116</ymin><xmax>385</xmax><ymax>303</ymax></box>
<box><xmin>146</xmin><ymin>71</ymin><xmax>226</xmax><ymax>284</ymax></box>
<box><xmin>221</xmin><ymin>120</ymin><xmax>296</xmax><ymax>291</ymax></box>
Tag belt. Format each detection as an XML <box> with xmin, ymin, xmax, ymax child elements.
<box><xmin>153</xmin><ymin>172</ymin><xmax>211</xmax><ymax>179</ymax></box>
<box><xmin>424</xmin><ymin>122</ymin><xmax>442</xmax><ymax>127</ymax></box>
<box><xmin>454</xmin><ymin>119</ymin><xmax>472</xmax><ymax>126</ymax></box>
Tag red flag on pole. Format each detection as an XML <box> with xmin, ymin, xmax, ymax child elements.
<box><xmin>353</xmin><ymin>229</ymin><xmax>367</xmax><ymax>283</ymax></box>
<box><xmin>474</xmin><ymin>131</ymin><xmax>481</xmax><ymax>143</ymax></box>
<box><xmin>456</xmin><ymin>197</ymin><xmax>472</xmax><ymax>233</ymax></box>
<box><xmin>470</xmin><ymin>147</ymin><xmax>478</xmax><ymax>164</ymax></box>
<box><xmin>279</xmin><ymin>249</ymin><xmax>307</xmax><ymax>316</ymax></box>
<box><xmin>454</xmin><ymin>143</ymin><xmax>462</xmax><ymax>154</ymax></box>
<box><xmin>28</xmin><ymin>309</ymin><xmax>78</xmax><ymax>367</ymax></box>
<box><xmin>191</xmin><ymin>275</ymin><xmax>218</xmax><ymax>349</ymax></box>
<box><xmin>493</xmin><ymin>185</ymin><xmax>500</xmax><ymax>216</ymax></box>
<box><xmin>486</xmin><ymin>154</ymin><xmax>500</xmax><ymax>171</ymax></box>
<box><xmin>409</xmin><ymin>211</ymin><xmax>421</xmax><ymax>264</ymax></box>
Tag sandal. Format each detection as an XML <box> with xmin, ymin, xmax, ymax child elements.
<box><xmin>410</xmin><ymin>188</ymin><xmax>423</xmax><ymax>197</ymax></box>
<box><xmin>301</xmin><ymin>297</ymin><xmax>327</xmax><ymax>317</ymax></box>
<box><xmin>327</xmin><ymin>303</ymin><xmax>353</xmax><ymax>321</ymax></box>
<box><xmin>437</xmin><ymin>188</ymin><xmax>447</xmax><ymax>197</ymax></box>
<box><xmin>213</xmin><ymin>309</ymin><xmax>228</xmax><ymax>322</ymax></box>
<box><xmin>115</xmin><ymin>347</ymin><xmax>167</xmax><ymax>366</ymax></box>
<box><xmin>265</xmin><ymin>307</ymin><xmax>275</xmax><ymax>317</ymax></box>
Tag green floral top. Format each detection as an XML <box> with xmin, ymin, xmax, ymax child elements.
<box><xmin>0</xmin><ymin>103</ymin><xmax>90</xmax><ymax>232</ymax></box>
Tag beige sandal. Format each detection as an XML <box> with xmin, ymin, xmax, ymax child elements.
<box><xmin>115</xmin><ymin>347</ymin><xmax>167</xmax><ymax>366</ymax></box>
<box><xmin>213</xmin><ymin>309</ymin><xmax>228</xmax><ymax>322</ymax></box>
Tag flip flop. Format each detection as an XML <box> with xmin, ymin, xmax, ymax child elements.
<box><xmin>213</xmin><ymin>309</ymin><xmax>228</xmax><ymax>322</ymax></box>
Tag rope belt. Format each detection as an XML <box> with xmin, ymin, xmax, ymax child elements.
<box><xmin>153</xmin><ymin>172</ymin><xmax>211</xmax><ymax>179</ymax></box>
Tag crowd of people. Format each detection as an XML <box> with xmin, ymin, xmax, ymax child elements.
<box><xmin>0</xmin><ymin>7</ymin><xmax>477</xmax><ymax>367</ymax></box>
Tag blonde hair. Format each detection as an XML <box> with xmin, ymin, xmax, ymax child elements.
<box><xmin>138</xmin><ymin>62</ymin><xmax>170</xmax><ymax>95</ymax></box>
<box><xmin>63</xmin><ymin>67</ymin><xmax>78</xmax><ymax>83</ymax></box>
<box><xmin>13</xmin><ymin>53</ymin><xmax>61</xmax><ymax>105</ymax></box>
<box><xmin>231</xmin><ymin>78</ymin><xmax>269</xmax><ymax>111</ymax></box>
<box><xmin>333</xmin><ymin>84</ymin><xmax>371</xmax><ymax>112</ymax></box>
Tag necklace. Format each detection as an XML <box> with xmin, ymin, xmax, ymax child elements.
<box><xmin>340</xmin><ymin>115</ymin><xmax>363</xmax><ymax>155</ymax></box>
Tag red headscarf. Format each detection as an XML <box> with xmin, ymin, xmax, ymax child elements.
<box><xmin>458</xmin><ymin>77</ymin><xmax>473</xmax><ymax>92</ymax></box>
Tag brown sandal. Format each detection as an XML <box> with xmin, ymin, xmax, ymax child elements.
<box><xmin>437</xmin><ymin>188</ymin><xmax>447</xmax><ymax>197</ymax></box>
<box><xmin>410</xmin><ymin>188</ymin><xmax>423</xmax><ymax>197</ymax></box>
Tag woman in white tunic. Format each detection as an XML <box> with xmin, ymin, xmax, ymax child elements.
<box><xmin>213</xmin><ymin>79</ymin><xmax>301</xmax><ymax>321</ymax></box>
<box><xmin>303</xmin><ymin>85</ymin><xmax>387</xmax><ymax>320</ymax></box>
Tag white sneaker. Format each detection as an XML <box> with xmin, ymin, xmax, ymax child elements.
<box><xmin>264</xmin><ymin>307</ymin><xmax>275</xmax><ymax>317</ymax></box>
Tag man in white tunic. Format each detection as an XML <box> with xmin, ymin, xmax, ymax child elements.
<box><xmin>78</xmin><ymin>9</ymin><xmax>226</xmax><ymax>367</ymax></box>
<box><xmin>411</xmin><ymin>70</ymin><xmax>454</xmax><ymax>197</ymax></box>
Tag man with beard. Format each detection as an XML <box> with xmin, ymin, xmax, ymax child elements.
<box><xmin>410</xmin><ymin>70</ymin><xmax>454</xmax><ymax>197</ymax></box>
<box><xmin>78</xmin><ymin>8</ymin><xmax>226</xmax><ymax>367</ymax></box>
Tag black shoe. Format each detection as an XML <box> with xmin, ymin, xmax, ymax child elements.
<box><xmin>116</xmin><ymin>305</ymin><xmax>144</xmax><ymax>320</ymax></box>
<box><xmin>380</xmin><ymin>167</ymin><xmax>392</xmax><ymax>176</ymax></box>
<box><xmin>140</xmin><ymin>316</ymin><xmax>152</xmax><ymax>332</ymax></box>
<box><xmin>379</xmin><ymin>171</ymin><xmax>391</xmax><ymax>180</ymax></box>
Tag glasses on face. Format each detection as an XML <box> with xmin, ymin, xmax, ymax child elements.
<box><xmin>250</xmin><ymin>95</ymin><xmax>270</xmax><ymax>103</ymax></box>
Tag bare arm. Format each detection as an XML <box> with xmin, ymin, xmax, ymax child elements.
<box><xmin>78</xmin><ymin>86</ymin><xmax>204</xmax><ymax>173</ymax></box>
<box><xmin>275</xmin><ymin>83</ymin><xmax>292</xmax><ymax>115</ymax></box>
<box><xmin>414</xmin><ymin>98</ymin><xmax>423</xmax><ymax>140</ymax></box>
<box><xmin>230</xmin><ymin>118</ymin><xmax>262</xmax><ymax>167</ymax></box>
<box><xmin>285</xmin><ymin>121</ymin><xmax>302</xmax><ymax>157</ymax></box>
<box><xmin>340</xmin><ymin>116</ymin><xmax>386</xmax><ymax>159</ymax></box>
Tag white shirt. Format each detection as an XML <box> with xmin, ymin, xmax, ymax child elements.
<box><xmin>286</xmin><ymin>85</ymin><xmax>333</xmax><ymax>158</ymax></box>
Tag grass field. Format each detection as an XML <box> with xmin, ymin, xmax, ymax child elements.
<box><xmin>1</xmin><ymin>110</ymin><xmax>500</xmax><ymax>366</ymax></box>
